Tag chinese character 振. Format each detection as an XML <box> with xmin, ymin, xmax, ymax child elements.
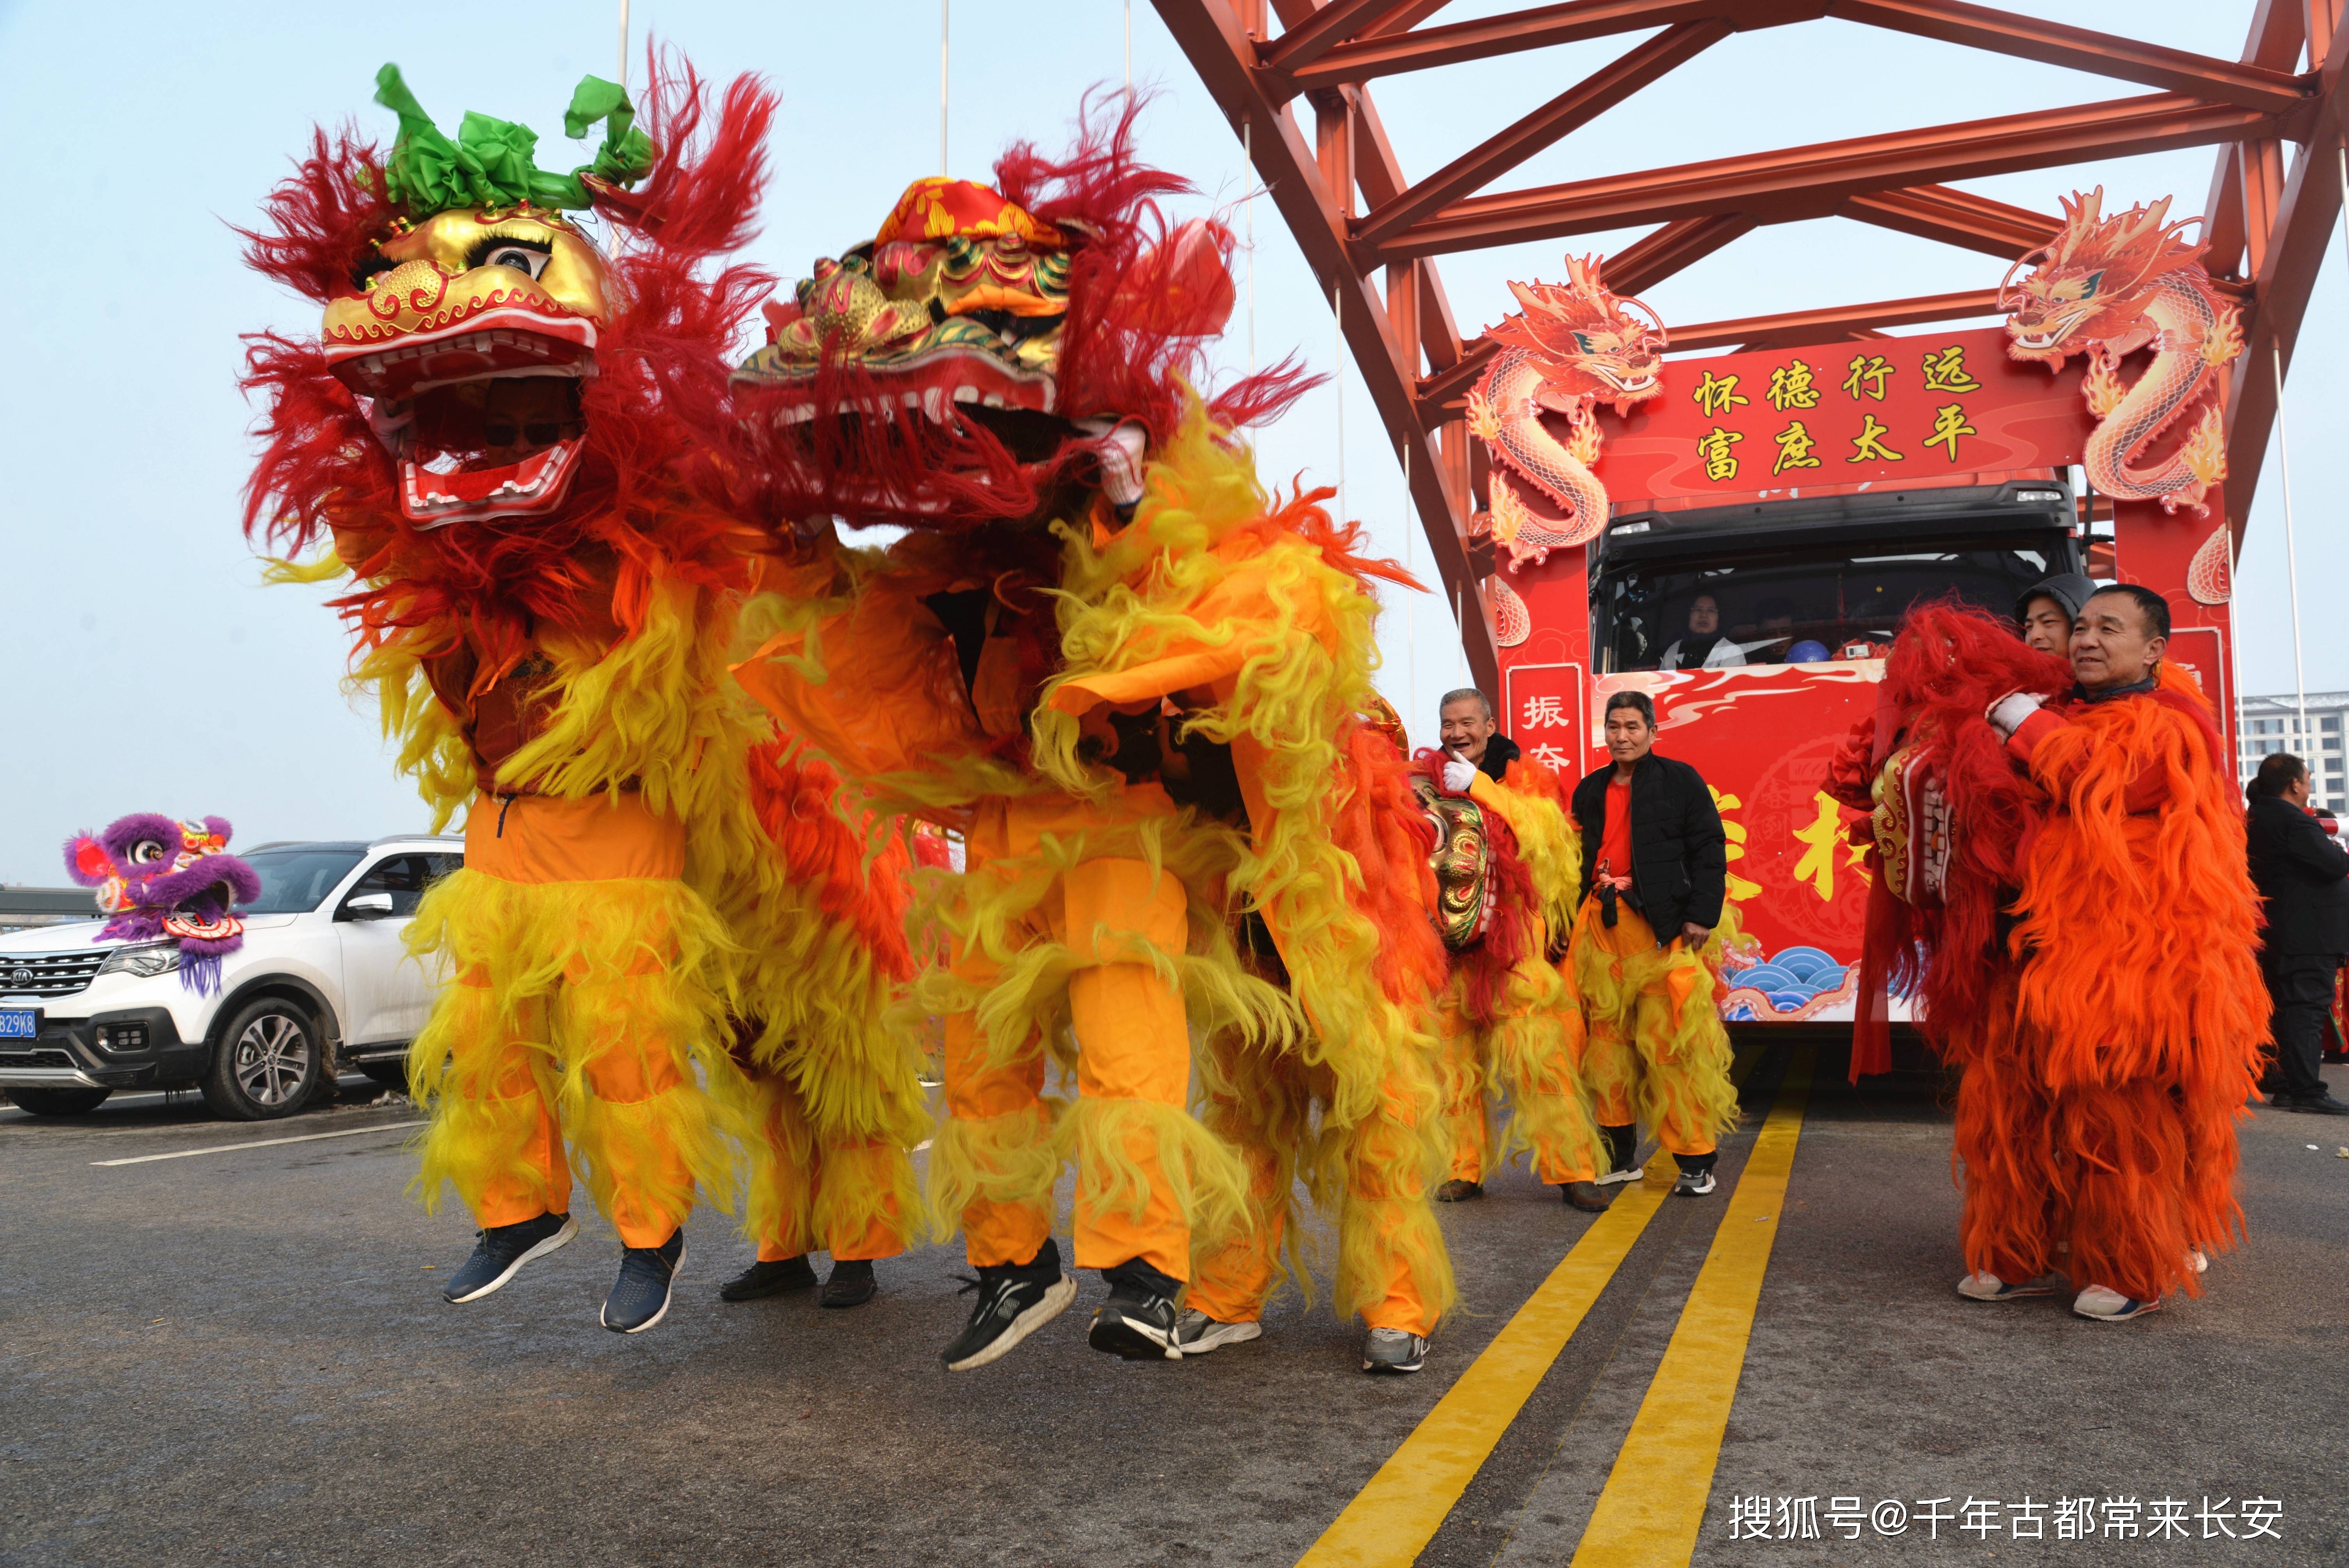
<box><xmin>1925</xmin><ymin>403</ymin><xmax>1976</xmax><ymax>461</ymax></box>
<box><xmin>1772</xmin><ymin>420</ymin><xmax>1822</xmax><ymax>476</ymax></box>
<box><xmin>1765</xmin><ymin>359</ymin><xmax>1820</xmax><ymax>411</ymax></box>
<box><xmin>1697</xmin><ymin>426</ymin><xmax>1744</xmax><ymax>482</ymax></box>
<box><xmin>1843</xmin><ymin>353</ymin><xmax>1893</xmax><ymax>400</ymax></box>
<box><xmin>1692</xmin><ymin>369</ymin><xmax>1748</xmax><ymax>417</ymax></box>
<box><xmin>1848</xmin><ymin>413</ymin><xmax>1904</xmax><ymax>463</ymax></box>
<box><xmin>1921</xmin><ymin>343</ymin><xmax>1982</xmax><ymax>392</ymax></box>
<box><xmin>1522</xmin><ymin>694</ymin><xmax>1570</xmax><ymax>729</ymax></box>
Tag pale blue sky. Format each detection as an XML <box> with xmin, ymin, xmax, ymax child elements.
<box><xmin>2</xmin><ymin>0</ymin><xmax>2340</xmax><ymax>883</ymax></box>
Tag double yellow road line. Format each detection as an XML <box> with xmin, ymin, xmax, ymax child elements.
<box><xmin>1300</xmin><ymin>1047</ymin><xmax>1817</xmax><ymax>1568</ymax></box>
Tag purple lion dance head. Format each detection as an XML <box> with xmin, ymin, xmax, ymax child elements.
<box><xmin>62</xmin><ymin>814</ymin><xmax>261</xmax><ymax>995</ymax></box>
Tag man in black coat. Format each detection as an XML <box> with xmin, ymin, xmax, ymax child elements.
<box><xmin>2246</xmin><ymin>752</ymin><xmax>2349</xmax><ymax>1115</ymax></box>
<box><xmin>1566</xmin><ymin>691</ymin><xmax>1740</xmax><ymax>1196</ymax></box>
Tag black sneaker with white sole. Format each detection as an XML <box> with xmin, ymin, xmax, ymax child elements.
<box><xmin>1672</xmin><ymin>1168</ymin><xmax>1717</xmax><ymax>1197</ymax></box>
<box><xmin>601</xmin><ymin>1228</ymin><xmax>685</xmax><ymax>1334</ymax></box>
<box><xmin>1363</xmin><ymin>1326</ymin><xmax>1428</xmax><ymax>1374</ymax></box>
<box><xmin>442</xmin><ymin>1211</ymin><xmax>577</xmax><ymax>1304</ymax></box>
<box><xmin>1088</xmin><ymin>1257</ymin><xmax>1185</xmax><ymax>1361</ymax></box>
<box><xmin>941</xmin><ymin>1238</ymin><xmax>1075</xmax><ymax>1372</ymax></box>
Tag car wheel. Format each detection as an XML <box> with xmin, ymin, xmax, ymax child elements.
<box><xmin>358</xmin><ymin>1060</ymin><xmax>409</xmax><ymax>1090</ymax></box>
<box><xmin>201</xmin><ymin>998</ymin><xmax>323</xmax><ymax>1121</ymax></box>
<box><xmin>5</xmin><ymin>1087</ymin><xmax>112</xmax><ymax>1116</ymax></box>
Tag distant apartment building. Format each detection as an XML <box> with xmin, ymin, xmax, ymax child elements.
<box><xmin>2239</xmin><ymin>691</ymin><xmax>2349</xmax><ymax>812</ymax></box>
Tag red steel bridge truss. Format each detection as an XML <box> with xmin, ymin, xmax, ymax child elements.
<box><xmin>1155</xmin><ymin>0</ymin><xmax>2349</xmax><ymax>691</ymax></box>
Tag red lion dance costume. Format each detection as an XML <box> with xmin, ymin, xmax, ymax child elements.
<box><xmin>715</xmin><ymin>103</ymin><xmax>1456</xmax><ymax>1373</ymax></box>
<box><xmin>240</xmin><ymin>62</ymin><xmax>928</xmax><ymax>1331</ymax></box>
<box><xmin>1830</xmin><ymin>603</ymin><xmax>2264</xmax><ymax>1319</ymax></box>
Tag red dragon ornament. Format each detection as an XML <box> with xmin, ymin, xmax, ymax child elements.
<box><xmin>2002</xmin><ymin>188</ymin><xmax>2245</xmax><ymax>519</ymax></box>
<box><xmin>1467</xmin><ymin>255</ymin><xmax>1666</xmax><ymax>579</ymax></box>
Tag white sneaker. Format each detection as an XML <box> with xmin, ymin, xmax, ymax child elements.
<box><xmin>2189</xmin><ymin>1249</ymin><xmax>2208</xmax><ymax>1274</ymax></box>
<box><xmin>1171</xmin><ymin>1309</ymin><xmax>1262</xmax><ymax>1356</ymax></box>
<box><xmin>2073</xmin><ymin>1284</ymin><xmax>2162</xmax><ymax>1321</ymax></box>
<box><xmin>1956</xmin><ymin>1270</ymin><xmax>2062</xmax><ymax>1302</ymax></box>
<box><xmin>1593</xmin><ymin>1165</ymin><xmax>1646</xmax><ymax>1187</ymax></box>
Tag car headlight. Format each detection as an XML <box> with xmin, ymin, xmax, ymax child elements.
<box><xmin>98</xmin><ymin>944</ymin><xmax>181</xmax><ymax>978</ymax></box>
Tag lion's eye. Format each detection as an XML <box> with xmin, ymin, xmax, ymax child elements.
<box><xmin>483</xmin><ymin>245</ymin><xmax>550</xmax><ymax>279</ymax></box>
<box><xmin>128</xmin><ymin>841</ymin><xmax>166</xmax><ymax>865</ymax></box>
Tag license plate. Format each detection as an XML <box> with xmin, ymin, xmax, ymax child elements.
<box><xmin>0</xmin><ymin>1010</ymin><xmax>36</xmax><ymax>1039</ymax></box>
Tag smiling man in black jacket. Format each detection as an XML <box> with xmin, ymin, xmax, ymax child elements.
<box><xmin>1567</xmin><ymin>691</ymin><xmax>1741</xmax><ymax>1196</ymax></box>
<box><xmin>2246</xmin><ymin>751</ymin><xmax>2349</xmax><ymax>1115</ymax></box>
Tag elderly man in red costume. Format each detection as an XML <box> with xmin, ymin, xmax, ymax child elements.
<box><xmin>1836</xmin><ymin>588</ymin><xmax>2262</xmax><ymax>1322</ymax></box>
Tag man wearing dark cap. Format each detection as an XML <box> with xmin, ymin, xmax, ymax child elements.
<box><xmin>2015</xmin><ymin>572</ymin><xmax>2096</xmax><ymax>659</ymax></box>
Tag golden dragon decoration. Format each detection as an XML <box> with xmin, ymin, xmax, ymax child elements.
<box><xmin>2002</xmin><ymin>188</ymin><xmax>2244</xmax><ymax>520</ymax></box>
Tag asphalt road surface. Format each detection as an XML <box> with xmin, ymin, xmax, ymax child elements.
<box><xmin>3</xmin><ymin>1051</ymin><xmax>2342</xmax><ymax>1568</ymax></box>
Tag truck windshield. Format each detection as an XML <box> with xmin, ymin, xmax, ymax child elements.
<box><xmin>239</xmin><ymin>847</ymin><xmax>366</xmax><ymax>914</ymax></box>
<box><xmin>1597</xmin><ymin>535</ymin><xmax>2073</xmax><ymax>674</ymax></box>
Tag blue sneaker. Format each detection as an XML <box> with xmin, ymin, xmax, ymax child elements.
<box><xmin>601</xmin><ymin>1228</ymin><xmax>685</xmax><ymax>1334</ymax></box>
<box><xmin>442</xmin><ymin>1212</ymin><xmax>577</xmax><ymax>1304</ymax></box>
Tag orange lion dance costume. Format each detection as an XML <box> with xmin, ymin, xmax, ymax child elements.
<box><xmin>713</xmin><ymin>102</ymin><xmax>1455</xmax><ymax>1373</ymax></box>
<box><xmin>240</xmin><ymin>61</ymin><xmax>927</xmax><ymax>1331</ymax></box>
<box><xmin>1830</xmin><ymin>603</ymin><xmax>2265</xmax><ymax>1317</ymax></box>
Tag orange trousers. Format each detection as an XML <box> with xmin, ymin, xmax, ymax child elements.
<box><xmin>1571</xmin><ymin>897</ymin><xmax>1736</xmax><ymax>1159</ymax></box>
<box><xmin>409</xmin><ymin>795</ymin><xmax>726</xmax><ymax>1250</ymax></box>
<box><xmin>943</xmin><ymin>788</ymin><xmax>1207</xmax><ymax>1282</ymax></box>
<box><xmin>1184</xmin><ymin>1042</ymin><xmax>1445</xmax><ymax>1337</ymax></box>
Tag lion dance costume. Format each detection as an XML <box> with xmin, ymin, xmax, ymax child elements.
<box><xmin>241</xmin><ymin>61</ymin><xmax>927</xmax><ymax>1330</ymax></box>
<box><xmin>1829</xmin><ymin>605</ymin><xmax>2265</xmax><ymax>1313</ymax></box>
<box><xmin>715</xmin><ymin>104</ymin><xmax>1455</xmax><ymax>1371</ymax></box>
<box><xmin>1403</xmin><ymin>740</ymin><xmax>1606</xmax><ymax>1202</ymax></box>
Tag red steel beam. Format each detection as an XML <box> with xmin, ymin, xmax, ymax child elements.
<box><xmin>1666</xmin><ymin>288</ymin><xmax>2005</xmax><ymax>353</ymax></box>
<box><xmin>1834</xmin><ymin>184</ymin><xmax>2060</xmax><ymax>258</ymax></box>
<box><xmin>1376</xmin><ymin>92</ymin><xmax>2289</xmax><ymax>259</ymax></box>
<box><xmin>1351</xmin><ymin>20</ymin><xmax>1732</xmax><ymax>250</ymax></box>
<box><xmin>1155</xmin><ymin>0</ymin><xmax>1503</xmax><ymax>691</ymax></box>
<box><xmin>1276</xmin><ymin>0</ymin><xmax>1732</xmax><ymax>96</ymax></box>
<box><xmin>1827</xmin><ymin>0</ymin><xmax>2309</xmax><ymax>114</ymax></box>
<box><xmin>1262</xmin><ymin>0</ymin><xmax>1427</xmax><ymax>73</ymax></box>
<box><xmin>2222</xmin><ymin>8</ymin><xmax>2349</xmax><ymax>532</ymax></box>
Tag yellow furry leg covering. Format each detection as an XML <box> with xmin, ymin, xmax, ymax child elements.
<box><xmin>405</xmin><ymin>867</ymin><xmax>740</xmax><ymax>1247</ymax></box>
<box><xmin>1487</xmin><ymin>954</ymin><xmax>1607</xmax><ymax>1185</ymax></box>
<box><xmin>1570</xmin><ymin>894</ymin><xmax>1738</xmax><ymax>1156</ymax></box>
<box><xmin>1187</xmin><ymin>1029</ymin><xmax>1314</xmax><ymax>1323</ymax></box>
<box><xmin>1328</xmin><ymin>1044</ymin><xmax>1458</xmax><ymax>1336</ymax></box>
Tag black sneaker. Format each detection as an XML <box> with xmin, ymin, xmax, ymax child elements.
<box><xmin>1088</xmin><ymin>1258</ymin><xmax>1185</xmax><ymax>1361</ymax></box>
<box><xmin>941</xmin><ymin>1241</ymin><xmax>1076</xmax><ymax>1372</ymax></box>
<box><xmin>1672</xmin><ymin>1168</ymin><xmax>1717</xmax><ymax>1197</ymax></box>
<box><xmin>719</xmin><ymin>1255</ymin><xmax>817</xmax><ymax>1302</ymax></box>
<box><xmin>601</xmin><ymin>1228</ymin><xmax>685</xmax><ymax>1334</ymax></box>
<box><xmin>1363</xmin><ymin>1326</ymin><xmax>1428</xmax><ymax>1374</ymax></box>
<box><xmin>821</xmin><ymin>1258</ymin><xmax>877</xmax><ymax>1308</ymax></box>
<box><xmin>1561</xmin><ymin>1180</ymin><xmax>1613</xmax><ymax>1213</ymax></box>
<box><xmin>442</xmin><ymin>1212</ymin><xmax>577</xmax><ymax>1304</ymax></box>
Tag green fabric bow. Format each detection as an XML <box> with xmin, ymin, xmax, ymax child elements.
<box><xmin>373</xmin><ymin>64</ymin><xmax>656</xmax><ymax>216</ymax></box>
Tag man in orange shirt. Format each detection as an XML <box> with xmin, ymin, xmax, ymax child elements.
<box><xmin>1567</xmin><ymin>692</ymin><xmax>1740</xmax><ymax>1196</ymax></box>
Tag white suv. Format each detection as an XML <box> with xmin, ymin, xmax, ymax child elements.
<box><xmin>0</xmin><ymin>835</ymin><xmax>461</xmax><ymax>1120</ymax></box>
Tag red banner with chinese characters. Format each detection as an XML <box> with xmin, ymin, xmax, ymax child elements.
<box><xmin>1587</xmin><ymin>324</ymin><xmax>2093</xmax><ymax>503</ymax></box>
